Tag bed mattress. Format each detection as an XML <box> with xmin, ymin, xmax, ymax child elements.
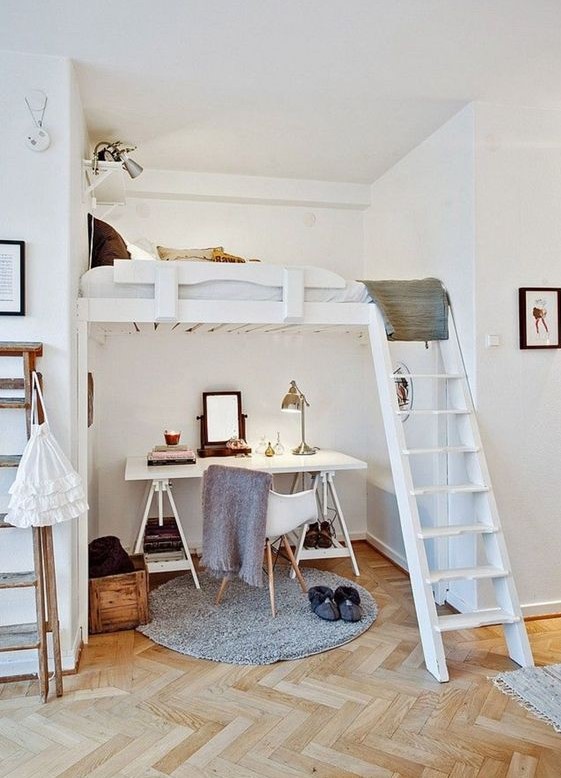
<box><xmin>80</xmin><ymin>266</ymin><xmax>371</xmax><ymax>303</ymax></box>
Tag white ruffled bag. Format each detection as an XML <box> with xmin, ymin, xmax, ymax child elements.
<box><xmin>6</xmin><ymin>372</ymin><xmax>88</xmax><ymax>528</ymax></box>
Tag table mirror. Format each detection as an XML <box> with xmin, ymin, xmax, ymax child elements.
<box><xmin>197</xmin><ymin>391</ymin><xmax>251</xmax><ymax>457</ymax></box>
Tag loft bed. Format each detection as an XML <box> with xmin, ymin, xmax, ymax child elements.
<box><xmin>78</xmin><ymin>260</ymin><xmax>373</xmax><ymax>327</ymax></box>
<box><xmin>75</xmin><ymin>260</ymin><xmax>534</xmax><ymax>683</ymax></box>
<box><xmin>76</xmin><ymin>259</ymin><xmax>379</xmax><ymax>641</ymax></box>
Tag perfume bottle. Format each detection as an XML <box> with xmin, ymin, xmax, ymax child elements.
<box><xmin>273</xmin><ymin>432</ymin><xmax>285</xmax><ymax>455</ymax></box>
<box><xmin>256</xmin><ymin>436</ymin><xmax>267</xmax><ymax>454</ymax></box>
<box><xmin>265</xmin><ymin>441</ymin><xmax>275</xmax><ymax>457</ymax></box>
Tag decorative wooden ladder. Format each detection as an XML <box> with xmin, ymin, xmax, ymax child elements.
<box><xmin>368</xmin><ymin>307</ymin><xmax>534</xmax><ymax>682</ymax></box>
<box><xmin>0</xmin><ymin>342</ymin><xmax>63</xmax><ymax>701</ymax></box>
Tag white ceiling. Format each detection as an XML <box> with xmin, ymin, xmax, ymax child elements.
<box><xmin>2</xmin><ymin>1</ymin><xmax>561</xmax><ymax>183</ymax></box>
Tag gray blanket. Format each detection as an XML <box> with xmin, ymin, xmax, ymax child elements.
<box><xmin>361</xmin><ymin>278</ymin><xmax>449</xmax><ymax>341</ymax></box>
<box><xmin>201</xmin><ymin>465</ymin><xmax>272</xmax><ymax>587</ymax></box>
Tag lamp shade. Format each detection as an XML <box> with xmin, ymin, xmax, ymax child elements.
<box><xmin>91</xmin><ymin>142</ymin><xmax>143</xmax><ymax>180</ymax></box>
<box><xmin>120</xmin><ymin>154</ymin><xmax>143</xmax><ymax>179</ymax></box>
<box><xmin>281</xmin><ymin>381</ymin><xmax>301</xmax><ymax>412</ymax></box>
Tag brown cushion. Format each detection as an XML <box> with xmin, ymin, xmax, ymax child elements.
<box><xmin>88</xmin><ymin>215</ymin><xmax>130</xmax><ymax>268</ymax></box>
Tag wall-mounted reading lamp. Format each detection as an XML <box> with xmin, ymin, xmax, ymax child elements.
<box><xmin>91</xmin><ymin>141</ymin><xmax>143</xmax><ymax>179</ymax></box>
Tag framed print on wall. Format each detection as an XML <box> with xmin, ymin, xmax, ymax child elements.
<box><xmin>0</xmin><ymin>240</ymin><xmax>25</xmax><ymax>316</ymax></box>
<box><xmin>519</xmin><ymin>287</ymin><xmax>561</xmax><ymax>349</ymax></box>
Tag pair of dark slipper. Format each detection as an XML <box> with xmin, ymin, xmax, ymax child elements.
<box><xmin>308</xmin><ymin>585</ymin><xmax>363</xmax><ymax>622</ymax></box>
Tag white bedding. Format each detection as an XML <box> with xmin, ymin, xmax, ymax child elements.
<box><xmin>80</xmin><ymin>266</ymin><xmax>371</xmax><ymax>303</ymax></box>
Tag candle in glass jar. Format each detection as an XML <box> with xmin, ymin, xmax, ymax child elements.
<box><xmin>164</xmin><ymin>430</ymin><xmax>181</xmax><ymax>446</ymax></box>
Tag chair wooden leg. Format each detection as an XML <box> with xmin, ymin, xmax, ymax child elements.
<box><xmin>215</xmin><ymin>577</ymin><xmax>229</xmax><ymax>605</ymax></box>
<box><xmin>266</xmin><ymin>541</ymin><xmax>276</xmax><ymax>617</ymax></box>
<box><xmin>282</xmin><ymin>535</ymin><xmax>308</xmax><ymax>593</ymax></box>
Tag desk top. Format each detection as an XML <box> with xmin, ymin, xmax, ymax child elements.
<box><xmin>125</xmin><ymin>450</ymin><xmax>367</xmax><ymax>482</ymax></box>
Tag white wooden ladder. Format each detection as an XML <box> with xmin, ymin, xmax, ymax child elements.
<box><xmin>368</xmin><ymin>305</ymin><xmax>534</xmax><ymax>682</ymax></box>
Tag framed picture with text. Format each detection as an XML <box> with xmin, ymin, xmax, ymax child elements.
<box><xmin>0</xmin><ymin>240</ymin><xmax>25</xmax><ymax>316</ymax></box>
<box><xmin>519</xmin><ymin>287</ymin><xmax>561</xmax><ymax>349</ymax></box>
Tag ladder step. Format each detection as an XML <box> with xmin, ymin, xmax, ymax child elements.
<box><xmin>0</xmin><ymin>623</ymin><xmax>39</xmax><ymax>652</ymax></box>
<box><xmin>412</xmin><ymin>483</ymin><xmax>489</xmax><ymax>495</ymax></box>
<box><xmin>397</xmin><ymin>409</ymin><xmax>470</xmax><ymax>416</ymax></box>
<box><xmin>0</xmin><ymin>454</ymin><xmax>22</xmax><ymax>468</ymax></box>
<box><xmin>390</xmin><ymin>373</ymin><xmax>464</xmax><ymax>379</ymax></box>
<box><xmin>0</xmin><ymin>571</ymin><xmax>37</xmax><ymax>589</ymax></box>
<box><xmin>403</xmin><ymin>446</ymin><xmax>479</xmax><ymax>455</ymax></box>
<box><xmin>428</xmin><ymin>565</ymin><xmax>509</xmax><ymax>584</ymax></box>
<box><xmin>0</xmin><ymin>398</ymin><xmax>26</xmax><ymax>409</ymax></box>
<box><xmin>0</xmin><ymin>378</ymin><xmax>24</xmax><ymax>390</ymax></box>
<box><xmin>437</xmin><ymin>609</ymin><xmax>519</xmax><ymax>632</ymax></box>
<box><xmin>0</xmin><ymin>342</ymin><xmax>43</xmax><ymax>357</ymax></box>
<box><xmin>419</xmin><ymin>523</ymin><xmax>498</xmax><ymax>539</ymax></box>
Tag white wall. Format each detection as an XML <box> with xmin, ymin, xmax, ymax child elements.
<box><xmin>363</xmin><ymin>100</ymin><xmax>561</xmax><ymax>616</ymax></box>
<box><xmin>92</xmin><ymin>330</ymin><xmax>368</xmax><ymax>549</ymax></box>
<box><xmin>364</xmin><ymin>104</ymin><xmax>476</xmax><ymax>378</ymax></box>
<box><xmin>0</xmin><ymin>50</ymin><xmax>87</xmax><ymax>675</ymax></box>
<box><xmin>475</xmin><ymin>103</ymin><xmax>561</xmax><ymax>615</ymax></box>
<box><xmin>89</xmin><ymin>184</ymin><xmax>369</xmax><ymax>551</ymax></box>
<box><xmin>362</xmin><ymin>106</ymin><xmax>476</xmax><ymax>585</ymax></box>
<box><xmin>112</xmin><ymin>192</ymin><xmax>365</xmax><ymax>277</ymax></box>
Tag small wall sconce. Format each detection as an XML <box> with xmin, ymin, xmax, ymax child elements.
<box><xmin>91</xmin><ymin>141</ymin><xmax>143</xmax><ymax>179</ymax></box>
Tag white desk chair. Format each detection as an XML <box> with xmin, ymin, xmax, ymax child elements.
<box><xmin>216</xmin><ymin>488</ymin><xmax>318</xmax><ymax>616</ymax></box>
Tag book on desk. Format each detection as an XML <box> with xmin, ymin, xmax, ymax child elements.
<box><xmin>147</xmin><ymin>447</ymin><xmax>197</xmax><ymax>466</ymax></box>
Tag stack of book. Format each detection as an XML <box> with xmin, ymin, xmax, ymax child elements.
<box><xmin>147</xmin><ymin>445</ymin><xmax>196</xmax><ymax>466</ymax></box>
<box><xmin>143</xmin><ymin>516</ymin><xmax>184</xmax><ymax>560</ymax></box>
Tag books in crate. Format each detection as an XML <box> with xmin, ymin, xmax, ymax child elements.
<box><xmin>147</xmin><ymin>445</ymin><xmax>196</xmax><ymax>466</ymax></box>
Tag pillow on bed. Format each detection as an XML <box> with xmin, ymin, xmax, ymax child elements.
<box><xmin>157</xmin><ymin>245</ymin><xmax>247</xmax><ymax>263</ymax></box>
<box><xmin>88</xmin><ymin>215</ymin><xmax>130</xmax><ymax>268</ymax></box>
<box><xmin>126</xmin><ymin>241</ymin><xmax>157</xmax><ymax>260</ymax></box>
<box><xmin>157</xmin><ymin>246</ymin><xmax>223</xmax><ymax>261</ymax></box>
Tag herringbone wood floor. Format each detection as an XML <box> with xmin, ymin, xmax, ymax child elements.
<box><xmin>2</xmin><ymin>542</ymin><xmax>561</xmax><ymax>777</ymax></box>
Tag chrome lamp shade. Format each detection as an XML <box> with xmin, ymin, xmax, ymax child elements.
<box><xmin>119</xmin><ymin>152</ymin><xmax>143</xmax><ymax>179</ymax></box>
<box><xmin>92</xmin><ymin>141</ymin><xmax>143</xmax><ymax>179</ymax></box>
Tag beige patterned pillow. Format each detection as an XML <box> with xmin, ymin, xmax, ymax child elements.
<box><xmin>157</xmin><ymin>246</ymin><xmax>222</xmax><ymax>261</ymax></box>
<box><xmin>210</xmin><ymin>248</ymin><xmax>246</xmax><ymax>263</ymax></box>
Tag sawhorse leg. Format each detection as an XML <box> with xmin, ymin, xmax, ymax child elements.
<box><xmin>134</xmin><ymin>479</ymin><xmax>200</xmax><ymax>587</ymax></box>
<box><xmin>326</xmin><ymin>472</ymin><xmax>360</xmax><ymax>576</ymax></box>
<box><xmin>165</xmin><ymin>481</ymin><xmax>200</xmax><ymax>589</ymax></box>
<box><xmin>293</xmin><ymin>471</ymin><xmax>360</xmax><ymax>577</ymax></box>
<box><xmin>290</xmin><ymin>473</ymin><xmax>320</xmax><ymax>579</ymax></box>
<box><xmin>134</xmin><ymin>480</ymin><xmax>156</xmax><ymax>554</ymax></box>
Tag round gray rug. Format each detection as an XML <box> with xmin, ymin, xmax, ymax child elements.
<box><xmin>138</xmin><ymin>567</ymin><xmax>378</xmax><ymax>664</ymax></box>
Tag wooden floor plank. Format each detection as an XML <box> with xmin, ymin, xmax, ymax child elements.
<box><xmin>1</xmin><ymin>542</ymin><xmax>560</xmax><ymax>777</ymax></box>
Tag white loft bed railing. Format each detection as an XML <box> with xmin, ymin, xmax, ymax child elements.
<box><xmin>77</xmin><ymin>260</ymin><xmax>372</xmax><ymax>326</ymax></box>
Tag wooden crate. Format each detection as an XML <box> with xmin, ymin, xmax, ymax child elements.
<box><xmin>88</xmin><ymin>554</ymin><xmax>149</xmax><ymax>634</ymax></box>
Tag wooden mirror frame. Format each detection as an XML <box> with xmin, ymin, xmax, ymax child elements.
<box><xmin>197</xmin><ymin>391</ymin><xmax>251</xmax><ymax>457</ymax></box>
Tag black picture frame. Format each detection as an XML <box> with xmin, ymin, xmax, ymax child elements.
<box><xmin>0</xmin><ymin>240</ymin><xmax>25</xmax><ymax>316</ymax></box>
<box><xmin>519</xmin><ymin>287</ymin><xmax>561</xmax><ymax>349</ymax></box>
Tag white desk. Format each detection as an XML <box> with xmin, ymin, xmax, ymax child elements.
<box><xmin>125</xmin><ymin>450</ymin><xmax>367</xmax><ymax>579</ymax></box>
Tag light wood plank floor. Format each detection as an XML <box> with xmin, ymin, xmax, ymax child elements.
<box><xmin>1</xmin><ymin>542</ymin><xmax>561</xmax><ymax>777</ymax></box>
